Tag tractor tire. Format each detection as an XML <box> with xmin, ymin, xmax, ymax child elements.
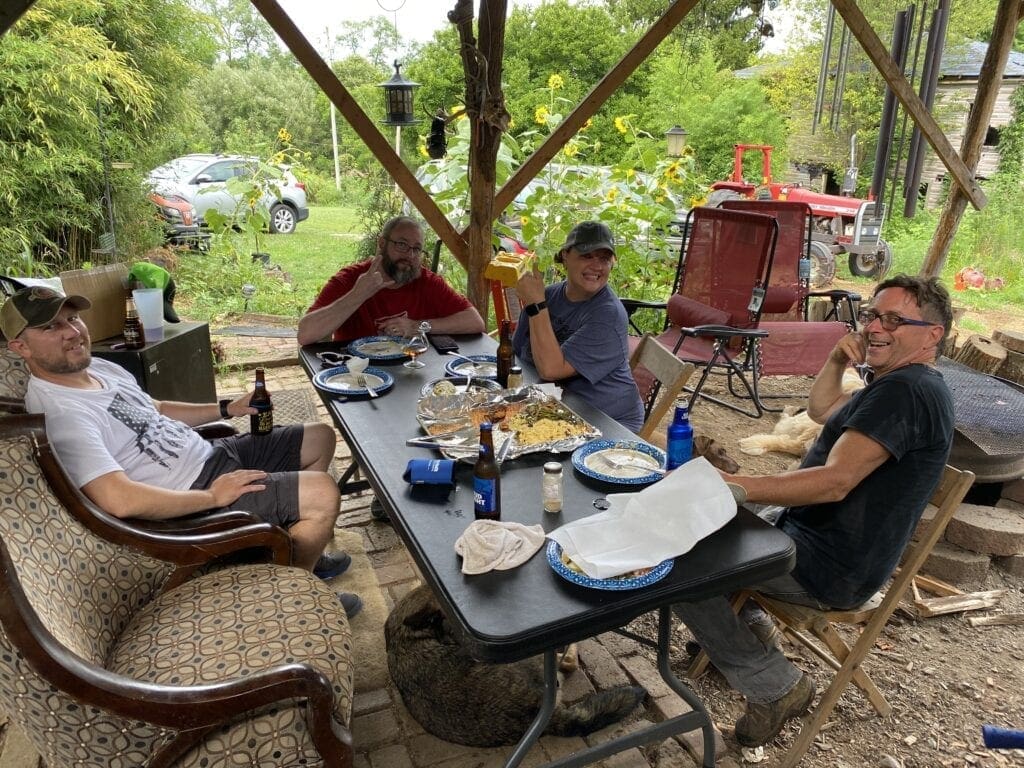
<box><xmin>809</xmin><ymin>241</ymin><xmax>836</xmax><ymax>288</ymax></box>
<box><xmin>848</xmin><ymin>240</ymin><xmax>892</xmax><ymax>280</ymax></box>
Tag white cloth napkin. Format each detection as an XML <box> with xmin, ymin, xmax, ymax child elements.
<box><xmin>454</xmin><ymin>520</ymin><xmax>546</xmax><ymax>575</ymax></box>
<box><xmin>547</xmin><ymin>457</ymin><xmax>737</xmax><ymax>579</ymax></box>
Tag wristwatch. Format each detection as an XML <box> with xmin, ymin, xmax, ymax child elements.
<box><xmin>524</xmin><ymin>300</ymin><xmax>547</xmax><ymax>317</ymax></box>
<box><xmin>219</xmin><ymin>399</ymin><xmax>232</xmax><ymax>419</ymax></box>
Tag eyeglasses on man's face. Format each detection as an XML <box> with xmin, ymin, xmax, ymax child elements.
<box><xmin>387</xmin><ymin>239</ymin><xmax>424</xmax><ymax>256</ymax></box>
<box><xmin>858</xmin><ymin>309</ymin><xmax>938</xmax><ymax>331</ymax></box>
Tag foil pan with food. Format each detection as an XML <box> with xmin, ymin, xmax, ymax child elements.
<box><xmin>415</xmin><ymin>387</ymin><xmax>601</xmax><ymax>460</ymax></box>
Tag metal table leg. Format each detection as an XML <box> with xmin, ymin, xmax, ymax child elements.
<box><xmin>504</xmin><ymin>606</ymin><xmax>715</xmax><ymax>768</ymax></box>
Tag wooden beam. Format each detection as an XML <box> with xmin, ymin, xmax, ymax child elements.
<box><xmin>922</xmin><ymin>0</ymin><xmax>1021</xmax><ymax>275</ymax></box>
<box><xmin>831</xmin><ymin>0</ymin><xmax>987</xmax><ymax>211</ymax></box>
<box><xmin>494</xmin><ymin>0</ymin><xmax>702</xmax><ymax>214</ymax></box>
<box><xmin>250</xmin><ymin>0</ymin><xmax>465</xmax><ymax>264</ymax></box>
<box><xmin>0</xmin><ymin>0</ymin><xmax>33</xmax><ymax>37</ymax></box>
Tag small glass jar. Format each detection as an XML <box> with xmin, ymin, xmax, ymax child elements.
<box><xmin>507</xmin><ymin>365</ymin><xmax>524</xmax><ymax>389</ymax></box>
<box><xmin>542</xmin><ymin>461</ymin><xmax>563</xmax><ymax>513</ymax></box>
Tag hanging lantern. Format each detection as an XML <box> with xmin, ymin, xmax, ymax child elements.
<box><xmin>378</xmin><ymin>60</ymin><xmax>421</xmax><ymax>127</ymax></box>
<box><xmin>665</xmin><ymin>125</ymin><xmax>689</xmax><ymax>158</ymax></box>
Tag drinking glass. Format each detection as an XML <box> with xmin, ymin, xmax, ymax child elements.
<box><xmin>403</xmin><ymin>321</ymin><xmax>430</xmax><ymax>369</ymax></box>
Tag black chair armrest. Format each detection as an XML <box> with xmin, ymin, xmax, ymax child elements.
<box><xmin>194</xmin><ymin>421</ymin><xmax>237</xmax><ymax>440</ymax></box>
<box><xmin>680</xmin><ymin>324</ymin><xmax>770</xmax><ymax>340</ymax></box>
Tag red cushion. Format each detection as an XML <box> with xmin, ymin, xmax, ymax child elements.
<box><xmin>667</xmin><ymin>295</ymin><xmax>731</xmax><ymax>328</ymax></box>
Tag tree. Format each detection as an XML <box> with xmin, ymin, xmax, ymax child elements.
<box><xmin>0</xmin><ymin>0</ymin><xmax>215</xmax><ymax>270</ymax></box>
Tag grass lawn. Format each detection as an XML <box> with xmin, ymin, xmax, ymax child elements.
<box><xmin>175</xmin><ymin>205</ymin><xmax>367</xmax><ymax>321</ymax></box>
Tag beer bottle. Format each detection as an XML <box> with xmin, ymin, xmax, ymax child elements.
<box><xmin>123</xmin><ymin>297</ymin><xmax>145</xmax><ymax>350</ymax></box>
<box><xmin>473</xmin><ymin>422</ymin><xmax>501</xmax><ymax>520</ymax></box>
<box><xmin>496</xmin><ymin>319</ymin><xmax>514</xmax><ymax>388</ymax></box>
<box><xmin>249</xmin><ymin>368</ymin><xmax>274</xmax><ymax>435</ymax></box>
<box><xmin>665</xmin><ymin>400</ymin><xmax>693</xmax><ymax>470</ymax></box>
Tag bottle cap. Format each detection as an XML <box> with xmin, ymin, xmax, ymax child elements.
<box><xmin>543</xmin><ymin>461</ymin><xmax>562</xmax><ymax>473</ymax></box>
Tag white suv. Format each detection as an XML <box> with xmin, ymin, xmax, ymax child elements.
<box><xmin>146</xmin><ymin>154</ymin><xmax>309</xmax><ymax>234</ymax></box>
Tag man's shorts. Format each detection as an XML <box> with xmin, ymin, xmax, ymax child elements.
<box><xmin>189</xmin><ymin>425</ymin><xmax>304</xmax><ymax>528</ymax></box>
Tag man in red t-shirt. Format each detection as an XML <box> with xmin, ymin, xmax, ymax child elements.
<box><xmin>298</xmin><ymin>216</ymin><xmax>485</xmax><ymax>344</ymax></box>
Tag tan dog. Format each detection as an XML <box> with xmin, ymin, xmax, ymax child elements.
<box><xmin>739</xmin><ymin>369</ymin><xmax>865</xmax><ymax>458</ymax></box>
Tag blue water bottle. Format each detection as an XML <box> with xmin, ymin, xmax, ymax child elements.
<box><xmin>666</xmin><ymin>400</ymin><xmax>693</xmax><ymax>470</ymax></box>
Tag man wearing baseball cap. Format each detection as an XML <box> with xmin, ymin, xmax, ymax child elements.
<box><xmin>512</xmin><ymin>220</ymin><xmax>644</xmax><ymax>432</ymax></box>
<box><xmin>1</xmin><ymin>286</ymin><xmax>363</xmax><ymax>617</ymax></box>
<box><xmin>0</xmin><ymin>285</ymin><xmax>93</xmax><ymax>343</ymax></box>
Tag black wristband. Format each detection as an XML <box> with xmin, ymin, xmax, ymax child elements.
<box><xmin>524</xmin><ymin>300</ymin><xmax>547</xmax><ymax>317</ymax></box>
<box><xmin>219</xmin><ymin>399</ymin><xmax>231</xmax><ymax>419</ymax></box>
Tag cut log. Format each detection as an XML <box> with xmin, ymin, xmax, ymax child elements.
<box><xmin>993</xmin><ymin>329</ymin><xmax>1024</xmax><ymax>354</ymax></box>
<box><xmin>997</xmin><ymin>348</ymin><xmax>1024</xmax><ymax>386</ymax></box>
<box><xmin>913</xmin><ymin>588</ymin><xmax>1006</xmax><ymax>618</ymax></box>
<box><xmin>953</xmin><ymin>334</ymin><xmax>1007</xmax><ymax>374</ymax></box>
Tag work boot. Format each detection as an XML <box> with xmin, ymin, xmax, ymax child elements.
<box><xmin>338</xmin><ymin>592</ymin><xmax>363</xmax><ymax>619</ymax></box>
<box><xmin>734</xmin><ymin>673</ymin><xmax>816</xmax><ymax>747</ymax></box>
<box><xmin>313</xmin><ymin>551</ymin><xmax>351</xmax><ymax>580</ymax></box>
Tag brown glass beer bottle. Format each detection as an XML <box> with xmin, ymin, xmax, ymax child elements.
<box><xmin>473</xmin><ymin>422</ymin><xmax>501</xmax><ymax>520</ymax></box>
<box><xmin>496</xmin><ymin>319</ymin><xmax>514</xmax><ymax>388</ymax></box>
<box><xmin>123</xmin><ymin>297</ymin><xmax>145</xmax><ymax>349</ymax></box>
<box><xmin>249</xmin><ymin>368</ymin><xmax>274</xmax><ymax>435</ymax></box>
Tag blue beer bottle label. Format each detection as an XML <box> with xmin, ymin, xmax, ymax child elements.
<box><xmin>474</xmin><ymin>477</ymin><xmax>498</xmax><ymax>514</ymax></box>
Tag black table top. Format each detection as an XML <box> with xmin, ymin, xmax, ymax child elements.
<box><xmin>300</xmin><ymin>334</ymin><xmax>795</xmax><ymax>662</ymax></box>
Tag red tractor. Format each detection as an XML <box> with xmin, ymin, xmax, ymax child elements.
<box><xmin>708</xmin><ymin>144</ymin><xmax>892</xmax><ymax>286</ymax></box>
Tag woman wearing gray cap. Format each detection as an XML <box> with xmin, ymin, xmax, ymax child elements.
<box><xmin>512</xmin><ymin>221</ymin><xmax>644</xmax><ymax>432</ymax></box>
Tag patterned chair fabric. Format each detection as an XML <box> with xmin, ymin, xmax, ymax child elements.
<box><xmin>0</xmin><ymin>344</ymin><xmax>28</xmax><ymax>411</ymax></box>
<box><xmin>0</xmin><ymin>417</ymin><xmax>355</xmax><ymax>768</ymax></box>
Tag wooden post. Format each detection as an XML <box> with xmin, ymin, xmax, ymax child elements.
<box><xmin>920</xmin><ymin>0</ymin><xmax>1022</xmax><ymax>276</ymax></box>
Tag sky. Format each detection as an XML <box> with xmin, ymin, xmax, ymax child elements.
<box><xmin>275</xmin><ymin>0</ymin><xmax>795</xmax><ymax>57</ymax></box>
<box><xmin>276</xmin><ymin>0</ymin><xmax>541</xmax><ymax>51</ymax></box>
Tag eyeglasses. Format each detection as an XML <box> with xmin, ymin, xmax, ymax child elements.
<box><xmin>857</xmin><ymin>309</ymin><xmax>938</xmax><ymax>331</ymax></box>
<box><xmin>387</xmin><ymin>239</ymin><xmax>424</xmax><ymax>256</ymax></box>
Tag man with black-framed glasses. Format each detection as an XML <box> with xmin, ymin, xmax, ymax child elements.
<box><xmin>298</xmin><ymin>216</ymin><xmax>485</xmax><ymax>344</ymax></box>
<box><xmin>673</xmin><ymin>274</ymin><xmax>955</xmax><ymax>747</ymax></box>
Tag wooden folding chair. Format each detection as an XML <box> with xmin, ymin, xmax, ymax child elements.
<box><xmin>686</xmin><ymin>464</ymin><xmax>974</xmax><ymax>768</ymax></box>
<box><xmin>629</xmin><ymin>333</ymin><xmax>695</xmax><ymax>440</ymax></box>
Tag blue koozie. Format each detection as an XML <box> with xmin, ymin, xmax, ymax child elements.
<box><xmin>403</xmin><ymin>459</ymin><xmax>456</xmax><ymax>487</ymax></box>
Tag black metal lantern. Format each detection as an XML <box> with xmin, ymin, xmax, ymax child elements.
<box><xmin>378</xmin><ymin>60</ymin><xmax>421</xmax><ymax>127</ymax></box>
<box><xmin>665</xmin><ymin>125</ymin><xmax>689</xmax><ymax>158</ymax></box>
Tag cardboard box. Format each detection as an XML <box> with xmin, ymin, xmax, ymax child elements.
<box><xmin>59</xmin><ymin>263</ymin><xmax>129</xmax><ymax>342</ymax></box>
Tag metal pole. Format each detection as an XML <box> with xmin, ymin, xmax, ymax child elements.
<box><xmin>331</xmin><ymin>104</ymin><xmax>341</xmax><ymax>190</ymax></box>
<box><xmin>812</xmin><ymin>4</ymin><xmax>836</xmax><ymax>134</ymax></box>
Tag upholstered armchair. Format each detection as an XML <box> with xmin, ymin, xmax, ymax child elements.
<box><xmin>0</xmin><ymin>414</ymin><xmax>354</xmax><ymax>767</ymax></box>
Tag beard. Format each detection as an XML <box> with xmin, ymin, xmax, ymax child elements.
<box><xmin>34</xmin><ymin>350</ymin><xmax>92</xmax><ymax>375</ymax></box>
<box><xmin>383</xmin><ymin>253</ymin><xmax>420</xmax><ymax>287</ymax></box>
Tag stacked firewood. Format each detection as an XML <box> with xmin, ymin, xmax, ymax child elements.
<box><xmin>952</xmin><ymin>328</ymin><xmax>1024</xmax><ymax>385</ymax></box>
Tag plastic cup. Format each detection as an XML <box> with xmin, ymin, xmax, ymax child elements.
<box><xmin>132</xmin><ymin>288</ymin><xmax>164</xmax><ymax>342</ymax></box>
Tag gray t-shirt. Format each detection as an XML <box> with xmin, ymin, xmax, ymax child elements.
<box><xmin>513</xmin><ymin>282</ymin><xmax>644</xmax><ymax>432</ymax></box>
<box><xmin>25</xmin><ymin>358</ymin><xmax>212</xmax><ymax>490</ymax></box>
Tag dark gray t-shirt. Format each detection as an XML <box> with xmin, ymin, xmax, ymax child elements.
<box><xmin>780</xmin><ymin>364</ymin><xmax>954</xmax><ymax>609</ymax></box>
<box><xmin>513</xmin><ymin>282</ymin><xmax>644</xmax><ymax>432</ymax></box>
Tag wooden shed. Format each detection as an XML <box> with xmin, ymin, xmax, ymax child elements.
<box><xmin>919</xmin><ymin>41</ymin><xmax>1024</xmax><ymax>208</ymax></box>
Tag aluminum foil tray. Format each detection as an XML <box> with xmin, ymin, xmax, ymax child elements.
<box><xmin>415</xmin><ymin>387</ymin><xmax>601</xmax><ymax>461</ymax></box>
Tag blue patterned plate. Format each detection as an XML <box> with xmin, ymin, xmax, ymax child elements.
<box><xmin>347</xmin><ymin>335</ymin><xmax>409</xmax><ymax>361</ymax></box>
<box><xmin>444</xmin><ymin>354</ymin><xmax>498</xmax><ymax>379</ymax></box>
<box><xmin>313</xmin><ymin>365</ymin><xmax>395</xmax><ymax>397</ymax></box>
<box><xmin>571</xmin><ymin>439</ymin><xmax>666</xmax><ymax>486</ymax></box>
<box><xmin>546</xmin><ymin>541</ymin><xmax>674</xmax><ymax>591</ymax></box>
